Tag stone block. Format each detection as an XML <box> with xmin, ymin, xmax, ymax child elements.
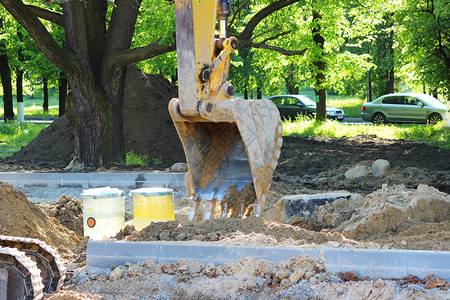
<box><xmin>372</xmin><ymin>159</ymin><xmax>390</xmax><ymax>177</ymax></box>
<box><xmin>283</xmin><ymin>192</ymin><xmax>352</xmax><ymax>223</ymax></box>
<box><xmin>345</xmin><ymin>165</ymin><xmax>369</xmax><ymax>180</ymax></box>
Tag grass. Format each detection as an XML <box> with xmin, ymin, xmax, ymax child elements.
<box><xmin>0</xmin><ymin>97</ymin><xmax>60</xmax><ymax>117</ymax></box>
<box><xmin>0</xmin><ymin>122</ymin><xmax>49</xmax><ymax>159</ymax></box>
<box><xmin>126</xmin><ymin>151</ymin><xmax>163</xmax><ymax>166</ymax></box>
<box><xmin>327</xmin><ymin>97</ymin><xmax>365</xmax><ymax>118</ymax></box>
<box><xmin>283</xmin><ymin>116</ymin><xmax>450</xmax><ymax>149</ymax></box>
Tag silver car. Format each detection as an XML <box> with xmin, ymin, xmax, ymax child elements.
<box><xmin>361</xmin><ymin>93</ymin><xmax>446</xmax><ymax>124</ymax></box>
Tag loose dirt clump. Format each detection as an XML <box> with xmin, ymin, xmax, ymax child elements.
<box><xmin>0</xmin><ymin>182</ymin><xmax>80</xmax><ymax>246</ymax></box>
<box><xmin>220</xmin><ymin>183</ymin><xmax>257</xmax><ymax>218</ymax></box>
<box><xmin>43</xmin><ymin>290</ymin><xmax>102</xmax><ymax>299</ymax></box>
<box><xmin>39</xmin><ymin>195</ymin><xmax>84</xmax><ymax>237</ymax></box>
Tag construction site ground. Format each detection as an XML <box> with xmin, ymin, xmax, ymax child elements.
<box><xmin>1</xmin><ymin>133</ymin><xmax>449</xmax><ymax>299</ymax></box>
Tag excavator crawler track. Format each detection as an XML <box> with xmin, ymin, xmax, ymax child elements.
<box><xmin>0</xmin><ymin>235</ymin><xmax>65</xmax><ymax>293</ymax></box>
<box><xmin>0</xmin><ymin>246</ymin><xmax>44</xmax><ymax>300</ymax></box>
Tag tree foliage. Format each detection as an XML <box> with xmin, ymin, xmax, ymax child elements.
<box><xmin>397</xmin><ymin>0</ymin><xmax>450</xmax><ymax>97</ymax></box>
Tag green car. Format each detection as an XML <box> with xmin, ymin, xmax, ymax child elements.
<box><xmin>268</xmin><ymin>95</ymin><xmax>346</xmax><ymax>120</ymax></box>
<box><xmin>361</xmin><ymin>93</ymin><xmax>446</xmax><ymax>124</ymax></box>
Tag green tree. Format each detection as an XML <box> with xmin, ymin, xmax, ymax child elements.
<box><xmin>397</xmin><ymin>0</ymin><xmax>450</xmax><ymax>98</ymax></box>
<box><xmin>0</xmin><ymin>0</ymin><xmax>176</xmax><ymax>167</ymax></box>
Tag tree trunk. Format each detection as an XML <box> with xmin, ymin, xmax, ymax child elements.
<box><xmin>285</xmin><ymin>77</ymin><xmax>298</xmax><ymax>94</ymax></box>
<box><xmin>257</xmin><ymin>86</ymin><xmax>262</xmax><ymax>99</ymax></box>
<box><xmin>312</xmin><ymin>10</ymin><xmax>327</xmax><ymax>121</ymax></box>
<box><xmin>244</xmin><ymin>87</ymin><xmax>248</xmax><ymax>99</ymax></box>
<box><xmin>60</xmin><ymin>0</ymin><xmax>139</xmax><ymax>166</ymax></box>
<box><xmin>16</xmin><ymin>29</ymin><xmax>24</xmax><ymax>104</ymax></box>
<box><xmin>386</xmin><ymin>69</ymin><xmax>394</xmax><ymax>94</ymax></box>
<box><xmin>367</xmin><ymin>68</ymin><xmax>372</xmax><ymax>102</ymax></box>
<box><xmin>432</xmin><ymin>89</ymin><xmax>438</xmax><ymax>98</ymax></box>
<box><xmin>0</xmin><ymin>50</ymin><xmax>14</xmax><ymax>122</ymax></box>
<box><xmin>43</xmin><ymin>77</ymin><xmax>49</xmax><ymax>113</ymax></box>
<box><xmin>58</xmin><ymin>72</ymin><xmax>67</xmax><ymax>117</ymax></box>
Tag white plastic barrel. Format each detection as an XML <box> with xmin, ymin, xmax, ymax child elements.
<box><xmin>81</xmin><ymin>187</ymin><xmax>125</xmax><ymax>239</ymax></box>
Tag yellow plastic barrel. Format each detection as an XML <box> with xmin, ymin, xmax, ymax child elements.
<box><xmin>81</xmin><ymin>187</ymin><xmax>125</xmax><ymax>239</ymax></box>
<box><xmin>129</xmin><ymin>187</ymin><xmax>174</xmax><ymax>230</ymax></box>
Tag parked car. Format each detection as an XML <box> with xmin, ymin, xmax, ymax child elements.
<box><xmin>267</xmin><ymin>95</ymin><xmax>346</xmax><ymax>121</ymax></box>
<box><xmin>361</xmin><ymin>93</ymin><xmax>446</xmax><ymax>125</ymax></box>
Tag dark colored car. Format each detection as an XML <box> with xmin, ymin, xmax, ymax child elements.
<box><xmin>267</xmin><ymin>95</ymin><xmax>345</xmax><ymax>120</ymax></box>
<box><xmin>361</xmin><ymin>93</ymin><xmax>446</xmax><ymax>124</ymax></box>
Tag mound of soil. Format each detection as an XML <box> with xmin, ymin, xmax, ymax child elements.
<box><xmin>0</xmin><ymin>182</ymin><xmax>80</xmax><ymax>246</ymax></box>
<box><xmin>119</xmin><ymin>217</ymin><xmax>356</xmax><ymax>247</ymax></box>
<box><xmin>38</xmin><ymin>195</ymin><xmax>84</xmax><ymax>238</ymax></box>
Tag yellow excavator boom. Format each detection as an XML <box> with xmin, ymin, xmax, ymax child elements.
<box><xmin>169</xmin><ymin>0</ymin><xmax>283</xmax><ymax>220</ymax></box>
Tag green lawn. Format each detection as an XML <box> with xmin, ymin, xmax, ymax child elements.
<box><xmin>0</xmin><ymin>97</ymin><xmax>59</xmax><ymax>117</ymax></box>
<box><xmin>284</xmin><ymin>117</ymin><xmax>450</xmax><ymax>149</ymax></box>
<box><xmin>0</xmin><ymin>122</ymin><xmax>49</xmax><ymax>159</ymax></box>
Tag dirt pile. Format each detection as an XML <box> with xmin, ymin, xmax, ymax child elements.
<box><xmin>38</xmin><ymin>195</ymin><xmax>84</xmax><ymax>238</ymax></box>
<box><xmin>0</xmin><ymin>182</ymin><xmax>80</xmax><ymax>246</ymax></box>
<box><xmin>335</xmin><ymin>184</ymin><xmax>450</xmax><ymax>240</ymax></box>
<box><xmin>55</xmin><ymin>256</ymin><xmax>449</xmax><ymax>299</ymax></box>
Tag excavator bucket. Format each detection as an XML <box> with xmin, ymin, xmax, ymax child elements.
<box><xmin>169</xmin><ymin>0</ymin><xmax>282</xmax><ymax>219</ymax></box>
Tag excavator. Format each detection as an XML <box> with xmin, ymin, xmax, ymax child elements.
<box><xmin>169</xmin><ymin>0</ymin><xmax>283</xmax><ymax>220</ymax></box>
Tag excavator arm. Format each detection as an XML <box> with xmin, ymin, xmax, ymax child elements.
<box><xmin>169</xmin><ymin>0</ymin><xmax>283</xmax><ymax>220</ymax></box>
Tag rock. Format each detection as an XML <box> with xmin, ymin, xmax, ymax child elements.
<box><xmin>340</xmin><ymin>271</ymin><xmax>360</xmax><ymax>282</ymax></box>
<box><xmin>327</xmin><ymin>241</ymin><xmax>341</xmax><ymax>248</ymax></box>
<box><xmin>365</xmin><ymin>242</ymin><xmax>381</xmax><ymax>250</ymax></box>
<box><xmin>175</xmin><ymin>232</ymin><xmax>187</xmax><ymax>241</ymax></box>
<box><xmin>143</xmin><ymin>260</ymin><xmax>157</xmax><ymax>270</ymax></box>
<box><xmin>206</xmin><ymin>232</ymin><xmax>219</xmax><ymax>241</ymax></box>
<box><xmin>170</xmin><ymin>162</ymin><xmax>188</xmax><ymax>172</ymax></box>
<box><xmin>345</xmin><ymin>164</ymin><xmax>369</xmax><ymax>180</ymax></box>
<box><xmin>372</xmin><ymin>159</ymin><xmax>390</xmax><ymax>177</ymax></box>
<box><xmin>177</xmin><ymin>260</ymin><xmax>189</xmax><ymax>273</ymax></box>
<box><xmin>109</xmin><ymin>268</ymin><xmax>123</xmax><ymax>280</ymax></box>
<box><xmin>283</xmin><ymin>192</ymin><xmax>352</xmax><ymax>223</ymax></box>
<box><xmin>424</xmin><ymin>276</ymin><xmax>447</xmax><ymax>289</ymax></box>
<box><xmin>128</xmin><ymin>265</ymin><xmax>145</xmax><ymax>276</ymax></box>
<box><xmin>161</xmin><ymin>263</ymin><xmax>177</xmax><ymax>274</ymax></box>
<box><xmin>275</xmin><ymin>270</ymin><xmax>290</xmax><ymax>280</ymax></box>
<box><xmin>289</xmin><ymin>270</ymin><xmax>304</xmax><ymax>283</ymax></box>
<box><xmin>159</xmin><ymin>230</ymin><xmax>171</xmax><ymax>240</ymax></box>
